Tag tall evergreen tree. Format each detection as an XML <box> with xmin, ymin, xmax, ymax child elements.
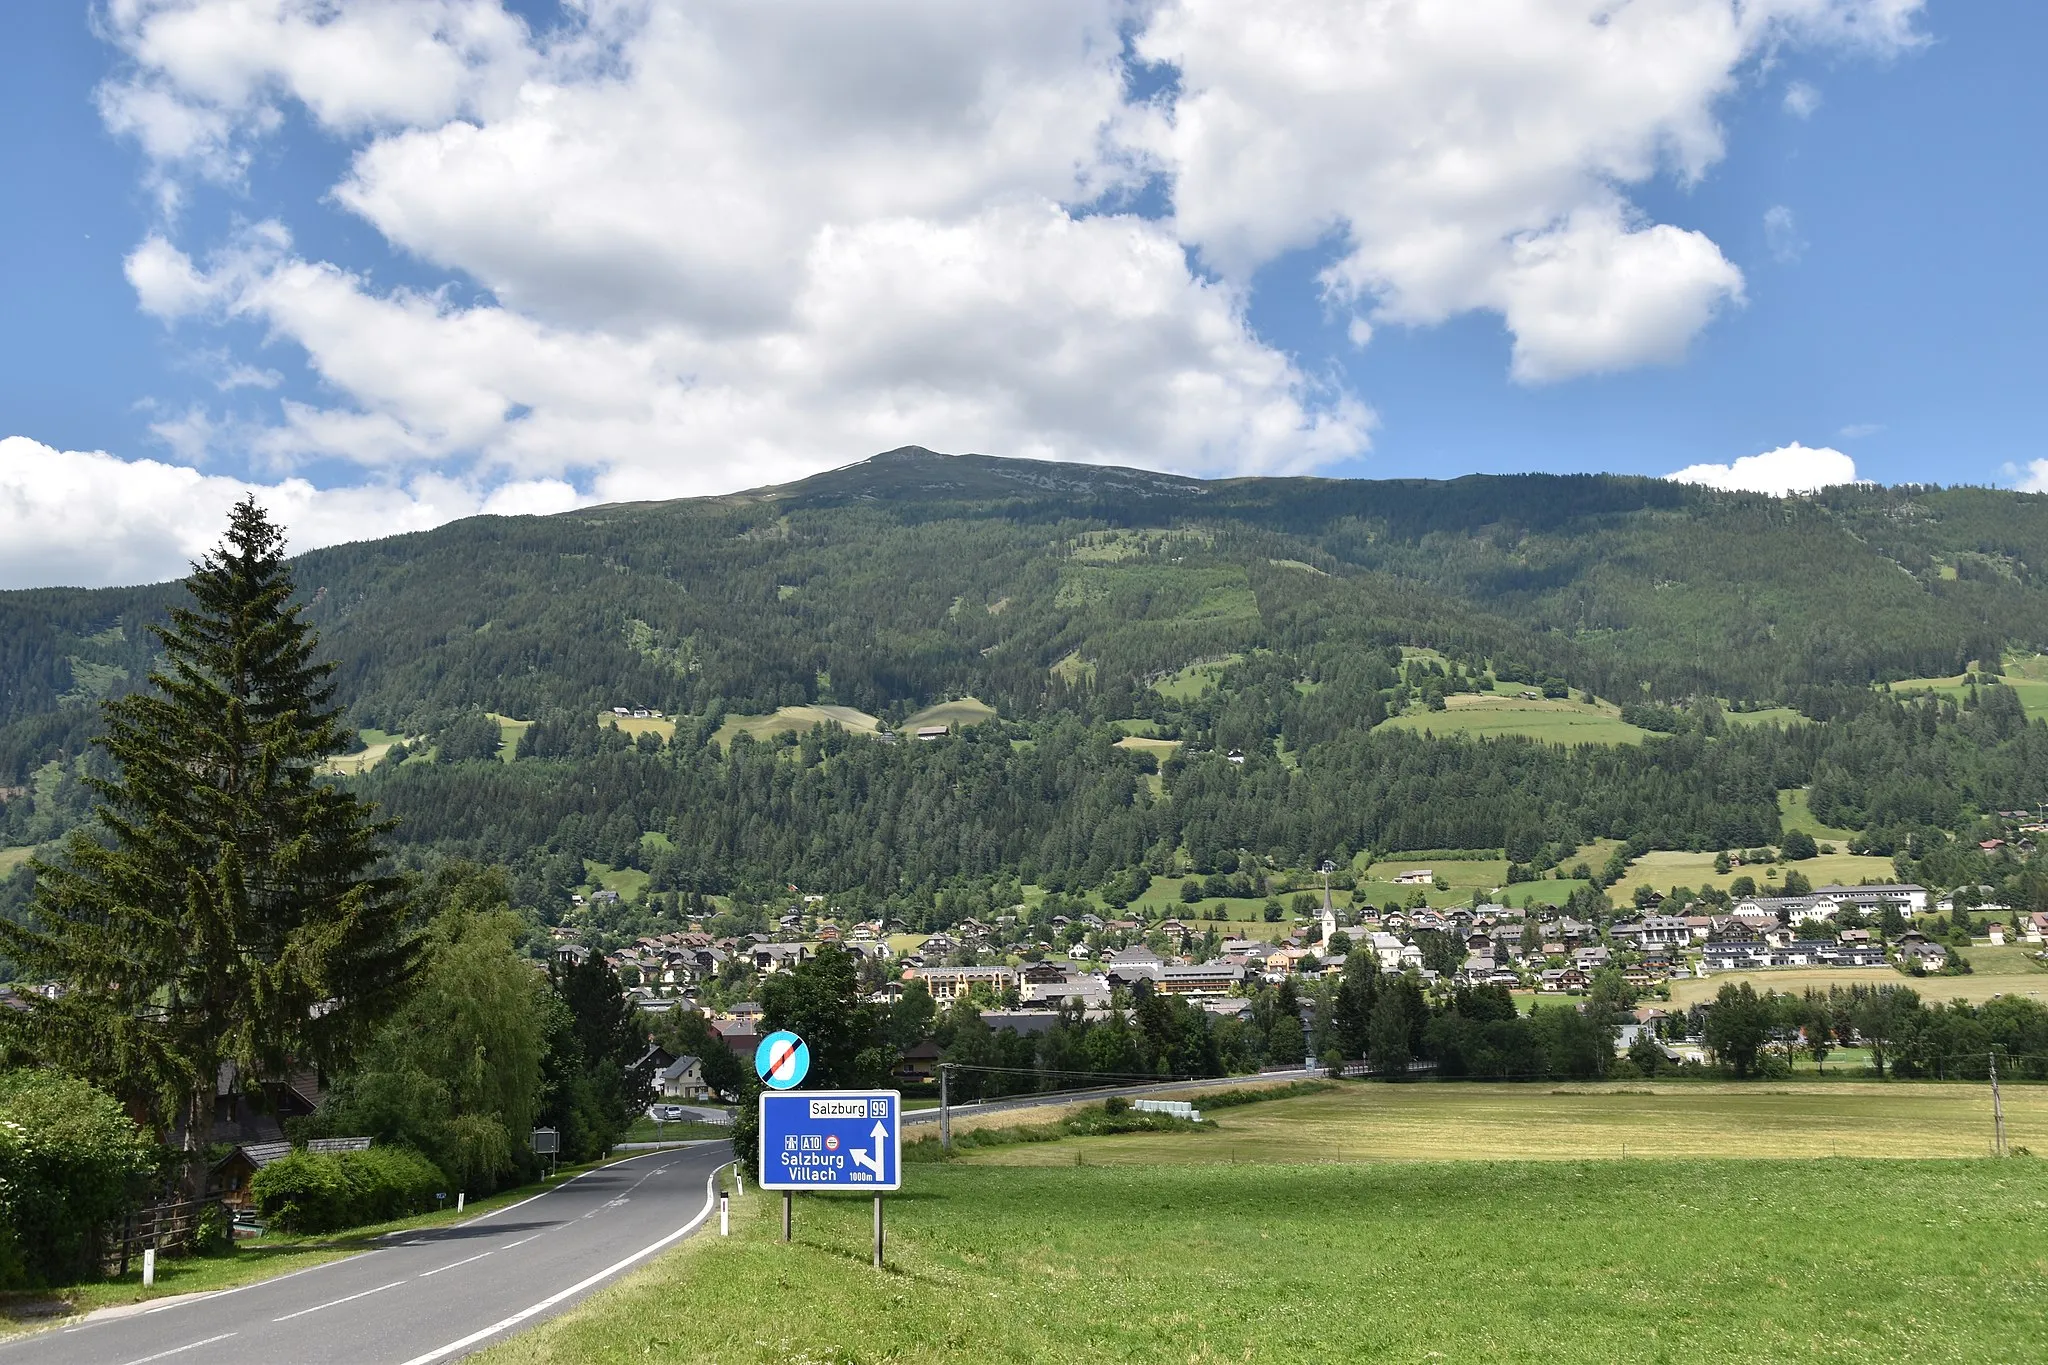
<box><xmin>0</xmin><ymin>499</ymin><xmax>415</xmax><ymax>1191</ymax></box>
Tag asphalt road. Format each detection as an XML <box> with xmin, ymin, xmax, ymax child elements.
<box><xmin>901</xmin><ymin>1066</ymin><xmax>1319</xmax><ymax>1126</ymax></box>
<box><xmin>9</xmin><ymin>1143</ymin><xmax>732</xmax><ymax>1365</ymax></box>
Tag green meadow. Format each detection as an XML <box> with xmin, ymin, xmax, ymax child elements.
<box><xmin>1380</xmin><ymin>691</ymin><xmax>1654</xmax><ymax>745</ymax></box>
<box><xmin>480</xmin><ymin>1147</ymin><xmax>2048</xmax><ymax>1364</ymax></box>
<box><xmin>901</xmin><ymin>696</ymin><xmax>998</xmax><ymax>731</ymax></box>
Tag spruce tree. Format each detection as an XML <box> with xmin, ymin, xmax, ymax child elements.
<box><xmin>0</xmin><ymin>499</ymin><xmax>415</xmax><ymax>1191</ymax></box>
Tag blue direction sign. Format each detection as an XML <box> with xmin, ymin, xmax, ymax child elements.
<box><xmin>758</xmin><ymin>1090</ymin><xmax>902</xmax><ymax>1191</ymax></box>
<box><xmin>755</xmin><ymin>1030</ymin><xmax>810</xmax><ymax>1089</ymax></box>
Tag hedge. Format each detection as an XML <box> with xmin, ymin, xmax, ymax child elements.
<box><xmin>251</xmin><ymin>1146</ymin><xmax>444</xmax><ymax>1233</ymax></box>
<box><xmin>0</xmin><ymin>1069</ymin><xmax>158</xmax><ymax>1288</ymax></box>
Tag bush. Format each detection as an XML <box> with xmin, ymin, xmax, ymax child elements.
<box><xmin>252</xmin><ymin>1146</ymin><xmax>444</xmax><ymax>1233</ymax></box>
<box><xmin>0</xmin><ymin>1070</ymin><xmax>158</xmax><ymax>1288</ymax></box>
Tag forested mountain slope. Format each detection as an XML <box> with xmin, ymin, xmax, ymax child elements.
<box><xmin>4</xmin><ymin>447</ymin><xmax>2046</xmax><ymax>923</ymax></box>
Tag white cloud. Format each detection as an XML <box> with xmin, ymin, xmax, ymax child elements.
<box><xmin>3</xmin><ymin>0</ymin><xmax>1922</xmax><ymax>586</ymax></box>
<box><xmin>1137</xmin><ymin>0</ymin><xmax>1919</xmax><ymax>382</ymax></box>
<box><xmin>1783</xmin><ymin>81</ymin><xmax>1824</xmax><ymax>117</ymax></box>
<box><xmin>1763</xmin><ymin>205</ymin><xmax>1806</xmax><ymax>263</ymax></box>
<box><xmin>1666</xmin><ymin>442</ymin><xmax>1858</xmax><ymax>495</ymax></box>
<box><xmin>0</xmin><ymin>436</ymin><xmax>579</xmax><ymax>589</ymax></box>
<box><xmin>2008</xmin><ymin>461</ymin><xmax>2048</xmax><ymax>495</ymax></box>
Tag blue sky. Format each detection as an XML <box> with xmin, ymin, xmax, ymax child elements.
<box><xmin>0</xmin><ymin>2</ymin><xmax>2039</xmax><ymax>587</ymax></box>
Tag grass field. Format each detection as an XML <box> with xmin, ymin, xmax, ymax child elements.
<box><xmin>957</xmin><ymin>1081</ymin><xmax>2045</xmax><ymax>1164</ymax></box>
<box><xmin>710</xmin><ymin>704</ymin><xmax>881</xmax><ymax>748</ymax></box>
<box><xmin>1891</xmin><ymin>653</ymin><xmax>2048</xmax><ymax>722</ymax></box>
<box><xmin>1670</xmin><ymin>942</ymin><xmax>2048</xmax><ymax>1008</ymax></box>
<box><xmin>603</xmin><ymin>713</ymin><xmax>679</xmax><ymax>742</ymax></box>
<box><xmin>1363</xmin><ymin>856</ymin><xmax>1510</xmax><ymax>889</ymax></box>
<box><xmin>479</xmin><ymin>1153</ymin><xmax>2048</xmax><ymax>1364</ymax></box>
<box><xmin>1610</xmin><ymin>849</ymin><xmax>1896</xmax><ymax>901</ymax></box>
<box><xmin>1723</xmin><ymin>705</ymin><xmax>1807</xmax><ymax>727</ymax></box>
<box><xmin>902</xmin><ymin>697</ymin><xmax>998</xmax><ymax>731</ymax></box>
<box><xmin>1380</xmin><ymin>692</ymin><xmax>1653</xmax><ymax>745</ymax></box>
<box><xmin>1151</xmin><ymin>655</ymin><xmax>1241</xmax><ymax>701</ymax></box>
<box><xmin>325</xmin><ymin>726</ymin><xmax>419</xmax><ymax>775</ymax></box>
<box><xmin>0</xmin><ymin>846</ymin><xmax>32</xmax><ymax>875</ymax></box>
<box><xmin>1778</xmin><ymin>787</ymin><xmax>1859</xmax><ymax>843</ymax></box>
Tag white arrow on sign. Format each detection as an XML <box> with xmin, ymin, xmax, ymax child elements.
<box><xmin>850</xmin><ymin>1120</ymin><xmax>888</xmax><ymax>1178</ymax></box>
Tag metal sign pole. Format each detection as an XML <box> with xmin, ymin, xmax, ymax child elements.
<box><xmin>873</xmin><ymin>1196</ymin><xmax>884</xmax><ymax>1268</ymax></box>
<box><xmin>940</xmin><ymin>1064</ymin><xmax>951</xmax><ymax>1151</ymax></box>
<box><xmin>782</xmin><ymin>1191</ymin><xmax>792</xmax><ymax>1242</ymax></box>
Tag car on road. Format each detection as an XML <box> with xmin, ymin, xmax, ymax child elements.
<box><xmin>649</xmin><ymin>1103</ymin><xmax>687</xmax><ymax>1122</ymax></box>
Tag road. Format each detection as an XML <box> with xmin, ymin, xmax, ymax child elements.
<box><xmin>8</xmin><ymin>1143</ymin><xmax>731</xmax><ymax>1365</ymax></box>
<box><xmin>901</xmin><ymin>1066</ymin><xmax>1319</xmax><ymax>1126</ymax></box>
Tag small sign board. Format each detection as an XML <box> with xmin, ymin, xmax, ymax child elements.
<box><xmin>758</xmin><ymin>1090</ymin><xmax>902</xmax><ymax>1191</ymax></box>
<box><xmin>755</xmin><ymin>1030</ymin><xmax>810</xmax><ymax>1090</ymax></box>
<box><xmin>531</xmin><ymin>1127</ymin><xmax>561</xmax><ymax>1155</ymax></box>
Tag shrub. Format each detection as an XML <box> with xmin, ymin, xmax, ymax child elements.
<box><xmin>252</xmin><ymin>1146</ymin><xmax>444</xmax><ymax>1233</ymax></box>
<box><xmin>0</xmin><ymin>1069</ymin><xmax>158</xmax><ymax>1288</ymax></box>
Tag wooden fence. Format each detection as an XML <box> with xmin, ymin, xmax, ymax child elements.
<box><xmin>103</xmin><ymin>1197</ymin><xmax>224</xmax><ymax>1276</ymax></box>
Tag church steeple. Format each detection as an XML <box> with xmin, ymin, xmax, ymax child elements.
<box><xmin>1319</xmin><ymin>859</ymin><xmax>1339</xmax><ymax>948</ymax></box>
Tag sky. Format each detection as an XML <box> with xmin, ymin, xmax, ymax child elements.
<box><xmin>0</xmin><ymin>1</ymin><xmax>2041</xmax><ymax>588</ymax></box>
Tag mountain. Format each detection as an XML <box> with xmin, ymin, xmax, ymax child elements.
<box><xmin>4</xmin><ymin>448</ymin><xmax>2045</xmax><ymax>924</ymax></box>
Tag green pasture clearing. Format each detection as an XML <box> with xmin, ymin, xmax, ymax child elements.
<box><xmin>491</xmin><ymin>712</ymin><xmax>532</xmax><ymax>760</ymax></box>
<box><xmin>1113</xmin><ymin>735</ymin><xmax>1180</xmax><ymax>761</ymax></box>
<box><xmin>1380</xmin><ymin>692</ymin><xmax>1653</xmax><ymax>745</ymax></box>
<box><xmin>1363</xmin><ymin>857</ymin><xmax>1510</xmax><ymax>889</ymax></box>
<box><xmin>709</xmin><ymin>704</ymin><xmax>879</xmax><ymax>748</ymax></box>
<box><xmin>1890</xmin><ymin>656</ymin><xmax>2048</xmax><ymax>722</ymax></box>
<box><xmin>1048</xmin><ymin>650</ymin><xmax>1095</xmax><ymax>685</ymax></box>
<box><xmin>1778</xmin><ymin>787</ymin><xmax>1858</xmax><ymax>842</ymax></box>
<box><xmin>1610</xmin><ymin>849</ymin><xmax>1896</xmax><ymax>901</ymax></box>
<box><xmin>963</xmin><ymin>1079</ymin><xmax>2048</xmax><ymax>1165</ymax></box>
<box><xmin>1724</xmin><ymin>706</ymin><xmax>1806</xmax><ymax>727</ymax></box>
<box><xmin>582</xmin><ymin>860</ymin><xmax>650</xmax><ymax>902</ymax></box>
<box><xmin>601</xmin><ymin>713</ymin><xmax>679</xmax><ymax>742</ymax></box>
<box><xmin>902</xmin><ymin>696</ymin><xmax>998</xmax><ymax>731</ymax></box>
<box><xmin>1150</xmin><ymin>654</ymin><xmax>1241</xmax><ymax>701</ymax></box>
<box><xmin>0</xmin><ymin>846</ymin><xmax>32</xmax><ymax>876</ymax></box>
<box><xmin>478</xmin><ymin>1156</ymin><xmax>2048</xmax><ymax>1365</ymax></box>
<box><xmin>326</xmin><ymin>726</ymin><xmax>418</xmax><ymax>775</ymax></box>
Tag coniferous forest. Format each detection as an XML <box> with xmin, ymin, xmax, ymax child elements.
<box><xmin>4</xmin><ymin>448</ymin><xmax>2048</xmax><ymax>937</ymax></box>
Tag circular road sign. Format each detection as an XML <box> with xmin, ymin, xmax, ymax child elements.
<box><xmin>755</xmin><ymin>1030</ymin><xmax>810</xmax><ymax>1089</ymax></box>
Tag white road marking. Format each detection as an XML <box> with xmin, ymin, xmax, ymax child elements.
<box><xmin>394</xmin><ymin>1163</ymin><xmax>730</xmax><ymax>1365</ymax></box>
<box><xmin>501</xmin><ymin>1233</ymin><xmax>543</xmax><ymax>1250</ymax></box>
<box><xmin>417</xmin><ymin>1250</ymin><xmax>493</xmax><ymax>1278</ymax></box>
<box><xmin>271</xmin><ymin>1279</ymin><xmax>405</xmax><ymax>1322</ymax></box>
<box><xmin>117</xmin><ymin>1332</ymin><xmax>236</xmax><ymax>1364</ymax></box>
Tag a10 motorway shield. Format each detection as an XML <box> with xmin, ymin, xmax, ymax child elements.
<box><xmin>758</xmin><ymin>1090</ymin><xmax>902</xmax><ymax>1191</ymax></box>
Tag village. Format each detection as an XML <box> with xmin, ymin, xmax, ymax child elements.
<box><xmin>553</xmin><ymin>872</ymin><xmax>2048</xmax><ymax>1101</ymax></box>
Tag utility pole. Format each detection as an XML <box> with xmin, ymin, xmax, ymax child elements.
<box><xmin>1991</xmin><ymin>1051</ymin><xmax>2008</xmax><ymax>1158</ymax></box>
<box><xmin>939</xmin><ymin>1063</ymin><xmax>952</xmax><ymax>1152</ymax></box>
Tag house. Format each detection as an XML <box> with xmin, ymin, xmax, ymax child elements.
<box><xmin>915</xmin><ymin>726</ymin><xmax>950</xmax><ymax>742</ymax></box>
<box><xmin>1573</xmin><ymin>945</ymin><xmax>1612</xmax><ymax>971</ymax></box>
<box><xmin>1899</xmin><ymin>939</ymin><xmax>1950</xmax><ymax>969</ymax></box>
<box><xmin>1392</xmin><ymin>869</ymin><xmax>1435</xmax><ymax>886</ymax></box>
<box><xmin>896</xmin><ymin>1038</ymin><xmax>943</xmax><ymax>1080</ymax></box>
<box><xmin>1226</xmin><ymin>749</ymin><xmax>1246</xmax><ymax>765</ymax></box>
<box><xmin>213</xmin><ymin>1137</ymin><xmax>372</xmax><ymax>1208</ymax></box>
<box><xmin>656</xmin><ymin>1054</ymin><xmax>710</xmax><ymax>1101</ymax></box>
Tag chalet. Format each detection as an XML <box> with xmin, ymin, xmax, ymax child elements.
<box><xmin>213</xmin><ymin>1137</ymin><xmax>372</xmax><ymax>1208</ymax></box>
<box><xmin>656</xmin><ymin>1054</ymin><xmax>710</xmax><ymax>1101</ymax></box>
<box><xmin>1392</xmin><ymin>869</ymin><xmax>1435</xmax><ymax>886</ymax></box>
<box><xmin>916</xmin><ymin>726</ymin><xmax>950</xmax><ymax>742</ymax></box>
<box><xmin>896</xmin><ymin>1038</ymin><xmax>943</xmax><ymax>1080</ymax></box>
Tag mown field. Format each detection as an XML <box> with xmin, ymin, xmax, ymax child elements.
<box><xmin>1891</xmin><ymin>652</ymin><xmax>2048</xmax><ymax>722</ymax></box>
<box><xmin>954</xmin><ymin>1081</ymin><xmax>2042</xmax><ymax>1164</ymax></box>
<box><xmin>479</xmin><ymin>1152</ymin><xmax>2048</xmax><ymax>1364</ymax></box>
<box><xmin>1380</xmin><ymin>691</ymin><xmax>1653</xmax><ymax>745</ymax></box>
<box><xmin>902</xmin><ymin>697</ymin><xmax>998</xmax><ymax>731</ymax></box>
<box><xmin>1668</xmin><ymin>945</ymin><xmax>2048</xmax><ymax>1009</ymax></box>
<box><xmin>1611</xmin><ymin>849</ymin><xmax>1896</xmax><ymax>901</ymax></box>
<box><xmin>0</xmin><ymin>845</ymin><xmax>31</xmax><ymax>875</ymax></box>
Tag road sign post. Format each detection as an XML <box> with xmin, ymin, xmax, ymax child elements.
<box><xmin>758</xmin><ymin>1089</ymin><xmax>902</xmax><ymax>1265</ymax></box>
